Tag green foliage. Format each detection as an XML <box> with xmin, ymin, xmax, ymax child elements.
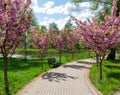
<box><xmin>30</xmin><ymin>10</ymin><xmax>38</xmax><ymax>27</ymax></box>
<box><xmin>72</xmin><ymin>0</ymin><xmax>91</xmax><ymax>3</ymax></box>
<box><xmin>90</xmin><ymin>60</ymin><xmax>120</xmax><ymax>95</ymax></box>
<box><xmin>64</xmin><ymin>19</ymin><xmax>73</xmax><ymax>29</ymax></box>
<box><xmin>40</xmin><ymin>25</ymin><xmax>47</xmax><ymax>32</ymax></box>
<box><xmin>49</xmin><ymin>22</ymin><xmax>59</xmax><ymax>34</ymax></box>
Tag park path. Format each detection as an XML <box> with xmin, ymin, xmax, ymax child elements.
<box><xmin>16</xmin><ymin>59</ymin><xmax>102</xmax><ymax>95</ymax></box>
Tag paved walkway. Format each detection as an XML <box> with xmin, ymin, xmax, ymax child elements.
<box><xmin>16</xmin><ymin>59</ymin><xmax>102</xmax><ymax>95</ymax></box>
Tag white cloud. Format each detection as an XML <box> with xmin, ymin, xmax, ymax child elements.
<box><xmin>31</xmin><ymin>1</ymin><xmax>93</xmax><ymax>30</ymax></box>
<box><xmin>39</xmin><ymin>10</ymin><xmax>93</xmax><ymax>30</ymax></box>
<box><xmin>31</xmin><ymin>0</ymin><xmax>38</xmax><ymax>5</ymax></box>
<box><xmin>31</xmin><ymin>1</ymin><xmax>90</xmax><ymax>15</ymax></box>
<box><xmin>31</xmin><ymin>5</ymin><xmax>47</xmax><ymax>13</ymax></box>
<box><xmin>39</xmin><ymin>17</ymin><xmax>70</xmax><ymax>30</ymax></box>
<box><xmin>43</xmin><ymin>1</ymin><xmax>55</xmax><ymax>8</ymax></box>
<box><xmin>79</xmin><ymin>2</ymin><xmax>90</xmax><ymax>7</ymax></box>
<box><xmin>31</xmin><ymin>1</ymin><xmax>55</xmax><ymax>14</ymax></box>
<box><xmin>72</xmin><ymin>9</ymin><xmax>93</xmax><ymax>20</ymax></box>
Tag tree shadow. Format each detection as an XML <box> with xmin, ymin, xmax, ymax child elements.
<box><xmin>107</xmin><ymin>72</ymin><xmax>120</xmax><ymax>79</ymax></box>
<box><xmin>76</xmin><ymin>60</ymin><xmax>94</xmax><ymax>65</ymax></box>
<box><xmin>42</xmin><ymin>72</ymin><xmax>78</xmax><ymax>82</ymax></box>
<box><xmin>105</xmin><ymin>65</ymin><xmax>120</xmax><ymax>69</ymax></box>
<box><xmin>0</xmin><ymin>58</ymin><xmax>48</xmax><ymax>71</ymax></box>
<box><xmin>107</xmin><ymin>59</ymin><xmax>120</xmax><ymax>64</ymax></box>
<box><xmin>62</xmin><ymin>64</ymin><xmax>90</xmax><ymax>69</ymax></box>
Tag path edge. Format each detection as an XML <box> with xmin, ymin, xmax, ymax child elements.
<box><xmin>85</xmin><ymin>59</ymin><xmax>103</xmax><ymax>95</ymax></box>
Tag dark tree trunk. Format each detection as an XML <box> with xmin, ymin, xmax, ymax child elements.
<box><xmin>3</xmin><ymin>55</ymin><xmax>9</xmax><ymax>93</ymax></box>
<box><xmin>71</xmin><ymin>51</ymin><xmax>74</xmax><ymax>59</ymax></box>
<box><xmin>96</xmin><ymin>54</ymin><xmax>99</xmax><ymax>69</ymax></box>
<box><xmin>59</xmin><ymin>50</ymin><xmax>61</xmax><ymax>63</ymax></box>
<box><xmin>99</xmin><ymin>60</ymin><xmax>102</xmax><ymax>79</ymax></box>
<box><xmin>99</xmin><ymin>55</ymin><xmax>105</xmax><ymax>80</ymax></box>
<box><xmin>66</xmin><ymin>49</ymin><xmax>68</xmax><ymax>60</ymax></box>
<box><xmin>24</xmin><ymin>33</ymin><xmax>27</xmax><ymax>60</ymax></box>
<box><xmin>107</xmin><ymin>48</ymin><xmax>116</xmax><ymax>60</ymax></box>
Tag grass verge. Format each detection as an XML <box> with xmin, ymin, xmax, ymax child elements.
<box><xmin>90</xmin><ymin>60</ymin><xmax>120</xmax><ymax>95</ymax></box>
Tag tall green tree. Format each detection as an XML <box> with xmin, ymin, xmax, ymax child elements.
<box><xmin>40</xmin><ymin>25</ymin><xmax>47</xmax><ymax>32</ymax></box>
<box><xmin>49</xmin><ymin>22</ymin><xmax>59</xmax><ymax>34</ymax></box>
<box><xmin>72</xmin><ymin>0</ymin><xmax>120</xmax><ymax>60</ymax></box>
<box><xmin>64</xmin><ymin>19</ymin><xmax>73</xmax><ymax>29</ymax></box>
<box><xmin>30</xmin><ymin>10</ymin><xmax>38</xmax><ymax>27</ymax></box>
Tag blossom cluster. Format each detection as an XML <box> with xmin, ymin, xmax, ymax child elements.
<box><xmin>0</xmin><ymin>0</ymin><xmax>32</xmax><ymax>55</ymax></box>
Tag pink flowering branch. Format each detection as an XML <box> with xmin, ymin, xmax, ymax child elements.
<box><xmin>30</xmin><ymin>27</ymin><xmax>49</xmax><ymax>58</ymax></box>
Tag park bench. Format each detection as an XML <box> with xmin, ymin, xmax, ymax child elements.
<box><xmin>47</xmin><ymin>57</ymin><xmax>61</xmax><ymax>68</ymax></box>
<box><xmin>40</xmin><ymin>57</ymin><xmax>61</xmax><ymax>68</ymax></box>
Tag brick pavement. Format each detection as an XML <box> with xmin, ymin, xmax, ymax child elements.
<box><xmin>16</xmin><ymin>59</ymin><xmax>102</xmax><ymax>95</ymax></box>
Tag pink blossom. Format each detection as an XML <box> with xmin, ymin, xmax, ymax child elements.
<box><xmin>0</xmin><ymin>0</ymin><xmax>32</xmax><ymax>55</ymax></box>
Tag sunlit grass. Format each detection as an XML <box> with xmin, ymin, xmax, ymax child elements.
<box><xmin>0</xmin><ymin>58</ymin><xmax>50</xmax><ymax>95</ymax></box>
<box><xmin>90</xmin><ymin>60</ymin><xmax>120</xmax><ymax>95</ymax></box>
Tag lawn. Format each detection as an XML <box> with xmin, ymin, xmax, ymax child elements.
<box><xmin>0</xmin><ymin>50</ymin><xmax>94</xmax><ymax>95</ymax></box>
<box><xmin>0</xmin><ymin>58</ymin><xmax>50</xmax><ymax>95</ymax></box>
<box><xmin>90</xmin><ymin>60</ymin><xmax>120</xmax><ymax>95</ymax></box>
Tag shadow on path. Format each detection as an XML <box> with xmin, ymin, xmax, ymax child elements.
<box><xmin>76</xmin><ymin>60</ymin><xmax>94</xmax><ymax>65</ymax></box>
<box><xmin>63</xmin><ymin>65</ymin><xmax>90</xmax><ymax>70</ymax></box>
<box><xmin>42</xmin><ymin>72</ymin><xmax>78</xmax><ymax>82</ymax></box>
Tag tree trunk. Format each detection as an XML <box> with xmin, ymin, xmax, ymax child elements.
<box><xmin>99</xmin><ymin>60</ymin><xmax>102</xmax><ymax>79</ymax></box>
<box><xmin>99</xmin><ymin>55</ymin><xmax>105</xmax><ymax>80</ymax></box>
<box><xmin>88</xmin><ymin>50</ymin><xmax>91</xmax><ymax>58</ymax></box>
<box><xmin>24</xmin><ymin>33</ymin><xmax>27</xmax><ymax>60</ymax></box>
<box><xmin>96</xmin><ymin>54</ymin><xmax>99</xmax><ymax>69</ymax></box>
<box><xmin>71</xmin><ymin>51</ymin><xmax>74</xmax><ymax>59</ymax></box>
<box><xmin>66</xmin><ymin>49</ymin><xmax>68</xmax><ymax>60</ymax></box>
<box><xmin>3</xmin><ymin>55</ymin><xmax>9</xmax><ymax>93</ymax></box>
<box><xmin>107</xmin><ymin>48</ymin><xmax>116</xmax><ymax>60</ymax></box>
<box><xmin>59</xmin><ymin>50</ymin><xmax>61</xmax><ymax>63</ymax></box>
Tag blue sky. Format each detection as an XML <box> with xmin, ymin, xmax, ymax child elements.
<box><xmin>31</xmin><ymin>0</ymin><xmax>93</xmax><ymax>30</ymax></box>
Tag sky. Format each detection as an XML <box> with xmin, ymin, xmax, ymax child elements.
<box><xmin>31</xmin><ymin>0</ymin><xmax>93</xmax><ymax>30</ymax></box>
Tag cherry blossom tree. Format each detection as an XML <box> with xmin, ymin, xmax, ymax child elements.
<box><xmin>53</xmin><ymin>33</ymin><xmax>65</xmax><ymax>63</ymax></box>
<box><xmin>71</xmin><ymin>0</ymin><xmax>120</xmax><ymax>79</ymax></box>
<box><xmin>48</xmin><ymin>28</ymin><xmax>56</xmax><ymax>48</ymax></box>
<box><xmin>61</xmin><ymin>28</ymin><xmax>70</xmax><ymax>60</ymax></box>
<box><xmin>30</xmin><ymin>26</ymin><xmax>49</xmax><ymax>58</ymax></box>
<box><xmin>0</xmin><ymin>0</ymin><xmax>32</xmax><ymax>93</ymax></box>
<box><xmin>62</xmin><ymin>31</ymin><xmax>79</xmax><ymax>59</ymax></box>
<box><xmin>61</xmin><ymin>26</ymin><xmax>80</xmax><ymax>60</ymax></box>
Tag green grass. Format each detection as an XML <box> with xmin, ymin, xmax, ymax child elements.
<box><xmin>0</xmin><ymin>50</ymin><xmax>95</xmax><ymax>95</ymax></box>
<box><xmin>90</xmin><ymin>60</ymin><xmax>120</xmax><ymax>95</ymax></box>
<box><xmin>0</xmin><ymin>58</ymin><xmax>51</xmax><ymax>95</ymax></box>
